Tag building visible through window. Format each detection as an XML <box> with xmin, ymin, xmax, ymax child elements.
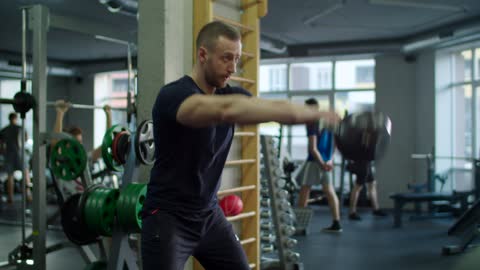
<box><xmin>356</xmin><ymin>65</ymin><xmax>374</xmax><ymax>84</ymax></box>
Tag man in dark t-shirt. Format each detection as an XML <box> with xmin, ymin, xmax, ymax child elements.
<box><xmin>141</xmin><ymin>21</ymin><xmax>340</xmax><ymax>270</ymax></box>
<box><xmin>0</xmin><ymin>112</ymin><xmax>31</xmax><ymax>203</ymax></box>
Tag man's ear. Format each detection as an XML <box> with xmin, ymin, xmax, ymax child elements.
<box><xmin>198</xmin><ymin>46</ymin><xmax>208</xmax><ymax>63</ymax></box>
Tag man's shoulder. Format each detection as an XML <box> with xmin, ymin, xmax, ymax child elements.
<box><xmin>161</xmin><ymin>76</ymin><xmax>193</xmax><ymax>91</ymax></box>
<box><xmin>158</xmin><ymin>76</ymin><xmax>197</xmax><ymax>98</ymax></box>
<box><xmin>0</xmin><ymin>125</ymin><xmax>18</xmax><ymax>133</ymax></box>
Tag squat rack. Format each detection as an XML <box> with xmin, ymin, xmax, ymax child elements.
<box><xmin>22</xmin><ymin>5</ymin><xmax>135</xmax><ymax>270</ymax></box>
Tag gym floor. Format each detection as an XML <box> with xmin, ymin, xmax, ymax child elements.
<box><xmin>296</xmin><ymin>206</ymin><xmax>478</xmax><ymax>270</ymax></box>
<box><xmin>0</xmin><ymin>201</ymin><xmax>478</xmax><ymax>270</ymax></box>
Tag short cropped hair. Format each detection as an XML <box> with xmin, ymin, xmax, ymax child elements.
<box><xmin>8</xmin><ymin>112</ymin><xmax>17</xmax><ymax>122</ymax></box>
<box><xmin>196</xmin><ymin>21</ymin><xmax>241</xmax><ymax>52</ymax></box>
<box><xmin>66</xmin><ymin>126</ymin><xmax>83</xmax><ymax>136</ymax></box>
<box><xmin>305</xmin><ymin>98</ymin><xmax>318</xmax><ymax>106</ymax></box>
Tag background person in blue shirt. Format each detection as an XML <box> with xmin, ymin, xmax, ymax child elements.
<box><xmin>296</xmin><ymin>98</ymin><xmax>342</xmax><ymax>233</ymax></box>
<box><xmin>141</xmin><ymin>21</ymin><xmax>339</xmax><ymax>270</ymax></box>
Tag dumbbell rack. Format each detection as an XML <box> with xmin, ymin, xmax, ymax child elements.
<box><xmin>259</xmin><ymin>179</ymin><xmax>274</xmax><ymax>258</ymax></box>
<box><xmin>260</xmin><ymin>135</ymin><xmax>303</xmax><ymax>270</ymax></box>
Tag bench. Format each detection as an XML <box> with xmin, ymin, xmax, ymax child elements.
<box><xmin>390</xmin><ymin>192</ymin><xmax>469</xmax><ymax>228</ymax></box>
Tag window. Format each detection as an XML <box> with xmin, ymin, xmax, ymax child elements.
<box><xmin>290</xmin><ymin>62</ymin><xmax>332</xmax><ymax>90</ymax></box>
<box><xmin>452</xmin><ymin>49</ymin><xmax>472</xmax><ymax>83</ymax></box>
<box><xmin>112</xmin><ymin>78</ymin><xmax>129</xmax><ymax>92</ymax></box>
<box><xmin>94</xmin><ymin>71</ymin><xmax>130</xmax><ymax>147</ymax></box>
<box><xmin>356</xmin><ymin>65</ymin><xmax>374</xmax><ymax>84</ymax></box>
<box><xmin>334</xmin><ymin>91</ymin><xmax>375</xmax><ymax>117</ymax></box>
<box><xmin>335</xmin><ymin>60</ymin><xmax>375</xmax><ymax>90</ymax></box>
<box><xmin>435</xmin><ymin>44</ymin><xmax>480</xmax><ymax>193</ymax></box>
<box><xmin>476</xmin><ymin>48</ymin><xmax>480</xmax><ymax>80</ymax></box>
<box><xmin>476</xmin><ymin>86</ymin><xmax>480</xmax><ymax>157</ymax></box>
<box><xmin>452</xmin><ymin>85</ymin><xmax>473</xmax><ymax>158</ymax></box>
<box><xmin>259</xmin><ymin>64</ymin><xmax>287</xmax><ymax>92</ymax></box>
<box><xmin>260</xmin><ymin>57</ymin><xmax>376</xmax><ymax>166</ymax></box>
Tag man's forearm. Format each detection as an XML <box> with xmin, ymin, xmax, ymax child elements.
<box><xmin>53</xmin><ymin>112</ymin><xmax>64</xmax><ymax>133</ymax></box>
<box><xmin>311</xmin><ymin>149</ymin><xmax>325</xmax><ymax>165</ymax></box>
<box><xmin>106</xmin><ymin>114</ymin><xmax>112</xmax><ymax>129</ymax></box>
<box><xmin>222</xmin><ymin>98</ymin><xmax>322</xmax><ymax>125</ymax></box>
<box><xmin>51</xmin><ymin>111</ymin><xmax>64</xmax><ymax>147</ymax></box>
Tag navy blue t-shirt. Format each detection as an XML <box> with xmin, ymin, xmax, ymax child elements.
<box><xmin>143</xmin><ymin>76</ymin><xmax>251</xmax><ymax>215</ymax></box>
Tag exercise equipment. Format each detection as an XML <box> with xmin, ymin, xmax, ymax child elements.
<box><xmin>390</xmin><ymin>192</ymin><xmax>469</xmax><ymax>228</ymax></box>
<box><xmin>0</xmin><ymin>10</ymin><xmax>35</xmax><ymax>269</ymax></box>
<box><xmin>135</xmin><ymin>119</ymin><xmax>155</xmax><ymax>165</ymax></box>
<box><xmin>335</xmin><ymin>111</ymin><xmax>392</xmax><ymax>162</ymax></box>
<box><xmin>112</xmin><ymin>130</ymin><xmax>130</xmax><ymax>164</ymax></box>
<box><xmin>390</xmin><ymin>149</ymin><xmax>478</xmax><ymax>227</ymax></box>
<box><xmin>46</xmin><ymin>101</ymin><xmax>127</xmax><ymax>111</ymax></box>
<box><xmin>102</xmin><ymin>125</ymin><xmax>128</xmax><ymax>172</ymax></box>
<box><xmin>220</xmin><ymin>195</ymin><xmax>244</xmax><ymax>216</ymax></box>
<box><xmin>84</xmin><ymin>187</ymin><xmax>120</xmax><ymax>236</ymax></box>
<box><xmin>14</xmin><ymin>6</ymin><xmax>141</xmax><ymax>270</ymax></box>
<box><xmin>50</xmin><ymin>120</ymin><xmax>154</xmax><ymax>177</ymax></box>
<box><xmin>442</xmin><ymin>198</ymin><xmax>480</xmax><ymax>255</ymax></box>
<box><xmin>103</xmin><ymin>120</ymin><xmax>155</xmax><ymax>170</ymax></box>
<box><xmin>260</xmin><ymin>135</ymin><xmax>303</xmax><ymax>270</ymax></box>
<box><xmin>0</xmin><ymin>92</ymin><xmax>35</xmax><ymax>117</ymax></box>
<box><xmin>116</xmin><ymin>183</ymin><xmax>147</xmax><ymax>233</ymax></box>
<box><xmin>50</xmin><ymin>138</ymin><xmax>87</xmax><ymax>181</ymax></box>
<box><xmin>60</xmin><ymin>193</ymin><xmax>101</xmax><ymax>246</ymax></box>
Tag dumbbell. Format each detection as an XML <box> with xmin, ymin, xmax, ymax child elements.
<box><xmin>334</xmin><ymin>111</ymin><xmax>392</xmax><ymax>162</ymax></box>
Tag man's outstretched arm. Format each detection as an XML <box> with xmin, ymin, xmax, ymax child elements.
<box><xmin>177</xmin><ymin>94</ymin><xmax>338</xmax><ymax>128</ymax></box>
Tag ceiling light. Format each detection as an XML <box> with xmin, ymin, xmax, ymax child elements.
<box><xmin>303</xmin><ymin>0</ymin><xmax>346</xmax><ymax>26</ymax></box>
<box><xmin>369</xmin><ymin>0</ymin><xmax>467</xmax><ymax>12</ymax></box>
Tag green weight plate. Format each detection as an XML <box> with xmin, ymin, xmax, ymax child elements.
<box><xmin>84</xmin><ymin>189</ymin><xmax>101</xmax><ymax>234</ymax></box>
<box><xmin>78</xmin><ymin>184</ymin><xmax>103</xmax><ymax>225</ymax></box>
<box><xmin>102</xmin><ymin>125</ymin><xmax>127</xmax><ymax>172</ymax></box>
<box><xmin>133</xmin><ymin>184</ymin><xmax>147</xmax><ymax>230</ymax></box>
<box><xmin>99</xmin><ymin>189</ymin><xmax>119</xmax><ymax>236</ymax></box>
<box><xmin>124</xmin><ymin>184</ymin><xmax>143</xmax><ymax>228</ymax></box>
<box><xmin>117</xmin><ymin>183</ymin><xmax>146</xmax><ymax>233</ymax></box>
<box><xmin>85</xmin><ymin>189</ymin><xmax>109</xmax><ymax>235</ymax></box>
<box><xmin>116</xmin><ymin>184</ymin><xmax>135</xmax><ymax>231</ymax></box>
<box><xmin>50</xmin><ymin>138</ymin><xmax>87</xmax><ymax>181</ymax></box>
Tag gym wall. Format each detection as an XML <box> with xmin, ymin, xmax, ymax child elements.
<box><xmin>375</xmin><ymin>50</ymin><xmax>436</xmax><ymax>208</ymax></box>
<box><xmin>376</xmin><ymin>53</ymin><xmax>417</xmax><ymax>208</ymax></box>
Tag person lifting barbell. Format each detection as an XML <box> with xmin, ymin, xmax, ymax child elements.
<box><xmin>50</xmin><ymin>99</ymin><xmax>112</xmax><ymax>199</ymax></box>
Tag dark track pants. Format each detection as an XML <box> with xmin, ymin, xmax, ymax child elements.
<box><xmin>141</xmin><ymin>206</ymin><xmax>250</xmax><ymax>270</ymax></box>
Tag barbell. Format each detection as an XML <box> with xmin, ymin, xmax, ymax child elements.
<box><xmin>46</xmin><ymin>101</ymin><xmax>127</xmax><ymax>111</ymax></box>
<box><xmin>50</xmin><ymin>120</ymin><xmax>156</xmax><ymax>180</ymax></box>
